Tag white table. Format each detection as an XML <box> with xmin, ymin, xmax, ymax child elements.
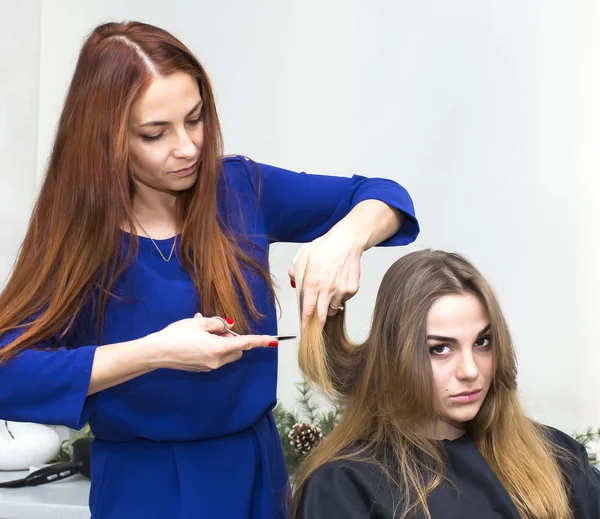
<box><xmin>0</xmin><ymin>470</ymin><xmax>90</xmax><ymax>519</ymax></box>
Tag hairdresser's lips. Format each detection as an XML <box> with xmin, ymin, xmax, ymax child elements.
<box><xmin>449</xmin><ymin>389</ymin><xmax>482</xmax><ymax>404</ymax></box>
<box><xmin>169</xmin><ymin>161</ymin><xmax>198</xmax><ymax>177</ymax></box>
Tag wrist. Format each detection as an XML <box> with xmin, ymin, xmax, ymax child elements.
<box><xmin>138</xmin><ymin>332</ymin><xmax>169</xmax><ymax>370</ymax></box>
<box><xmin>339</xmin><ymin>200</ymin><xmax>403</xmax><ymax>251</ymax></box>
<box><xmin>328</xmin><ymin>219</ymin><xmax>370</xmax><ymax>252</ymax></box>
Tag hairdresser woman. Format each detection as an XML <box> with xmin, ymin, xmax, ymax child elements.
<box><xmin>0</xmin><ymin>21</ymin><xmax>419</xmax><ymax>519</ymax></box>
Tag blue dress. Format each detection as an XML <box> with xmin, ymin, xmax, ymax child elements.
<box><xmin>0</xmin><ymin>157</ymin><xmax>419</xmax><ymax>518</ymax></box>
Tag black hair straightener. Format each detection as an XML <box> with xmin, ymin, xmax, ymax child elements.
<box><xmin>0</xmin><ymin>437</ymin><xmax>92</xmax><ymax>488</ymax></box>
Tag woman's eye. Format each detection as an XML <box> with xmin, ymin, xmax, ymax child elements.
<box><xmin>142</xmin><ymin>133</ymin><xmax>163</xmax><ymax>142</ymax></box>
<box><xmin>187</xmin><ymin>116</ymin><xmax>203</xmax><ymax>126</ymax></box>
<box><xmin>429</xmin><ymin>344</ymin><xmax>449</xmax><ymax>356</ymax></box>
<box><xmin>475</xmin><ymin>336</ymin><xmax>491</xmax><ymax>348</ymax></box>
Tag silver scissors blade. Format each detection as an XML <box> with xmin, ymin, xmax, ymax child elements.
<box><xmin>219</xmin><ymin>328</ymin><xmax>296</xmax><ymax>341</ymax></box>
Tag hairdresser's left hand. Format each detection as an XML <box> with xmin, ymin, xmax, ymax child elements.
<box><xmin>289</xmin><ymin>227</ymin><xmax>363</xmax><ymax>331</ymax></box>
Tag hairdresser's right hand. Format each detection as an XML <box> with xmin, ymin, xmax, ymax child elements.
<box><xmin>147</xmin><ymin>313</ymin><xmax>278</xmax><ymax>372</ymax></box>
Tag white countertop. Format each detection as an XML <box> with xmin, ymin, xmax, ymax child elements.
<box><xmin>0</xmin><ymin>469</ymin><xmax>90</xmax><ymax>519</ymax></box>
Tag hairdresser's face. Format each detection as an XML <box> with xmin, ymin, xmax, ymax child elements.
<box><xmin>426</xmin><ymin>293</ymin><xmax>493</xmax><ymax>440</ymax></box>
<box><xmin>128</xmin><ymin>71</ymin><xmax>203</xmax><ymax>194</ymax></box>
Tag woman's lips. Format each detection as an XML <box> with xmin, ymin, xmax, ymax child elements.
<box><xmin>449</xmin><ymin>389</ymin><xmax>482</xmax><ymax>404</ymax></box>
<box><xmin>170</xmin><ymin>162</ymin><xmax>197</xmax><ymax>177</ymax></box>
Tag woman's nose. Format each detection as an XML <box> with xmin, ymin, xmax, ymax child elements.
<box><xmin>455</xmin><ymin>351</ymin><xmax>479</xmax><ymax>380</ymax></box>
<box><xmin>172</xmin><ymin>130</ymin><xmax>197</xmax><ymax>159</ymax></box>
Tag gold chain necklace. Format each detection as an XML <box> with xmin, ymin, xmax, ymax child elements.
<box><xmin>133</xmin><ymin>217</ymin><xmax>177</xmax><ymax>262</ymax></box>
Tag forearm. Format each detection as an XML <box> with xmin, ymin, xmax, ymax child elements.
<box><xmin>330</xmin><ymin>199</ymin><xmax>405</xmax><ymax>250</ymax></box>
<box><xmin>88</xmin><ymin>335</ymin><xmax>161</xmax><ymax>395</ymax></box>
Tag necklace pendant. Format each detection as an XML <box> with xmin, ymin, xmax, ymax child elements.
<box><xmin>154</xmin><ymin>237</ymin><xmax>177</xmax><ymax>262</ymax></box>
<box><xmin>132</xmin><ymin>216</ymin><xmax>178</xmax><ymax>262</ymax></box>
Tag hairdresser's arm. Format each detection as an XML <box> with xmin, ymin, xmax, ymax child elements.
<box><xmin>87</xmin><ymin>336</ymin><xmax>156</xmax><ymax>395</ymax></box>
<box><xmin>294</xmin><ymin>199</ymin><xmax>403</xmax><ymax>329</ymax></box>
<box><xmin>229</xmin><ymin>157</ymin><xmax>418</xmax><ymax>329</ymax></box>
<box><xmin>331</xmin><ymin>199</ymin><xmax>404</xmax><ymax>251</ymax></box>
<box><xmin>234</xmin><ymin>157</ymin><xmax>419</xmax><ymax>246</ymax></box>
<box><xmin>0</xmin><ymin>315</ymin><xmax>275</xmax><ymax>428</ymax></box>
<box><xmin>89</xmin><ymin>314</ymin><xmax>276</xmax><ymax>394</ymax></box>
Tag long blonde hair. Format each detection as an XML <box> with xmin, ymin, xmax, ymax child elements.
<box><xmin>293</xmin><ymin>250</ymin><xmax>572</xmax><ymax>519</ymax></box>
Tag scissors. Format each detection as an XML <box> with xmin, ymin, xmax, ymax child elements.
<box><xmin>213</xmin><ymin>316</ymin><xmax>296</xmax><ymax>341</ymax></box>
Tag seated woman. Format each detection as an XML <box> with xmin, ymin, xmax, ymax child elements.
<box><xmin>292</xmin><ymin>249</ymin><xmax>600</xmax><ymax>518</ymax></box>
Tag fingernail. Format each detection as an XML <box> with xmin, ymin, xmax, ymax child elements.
<box><xmin>225</xmin><ymin>318</ymin><xmax>234</xmax><ymax>325</ymax></box>
<box><xmin>269</xmin><ymin>341</ymin><xmax>279</xmax><ymax>347</ymax></box>
<box><xmin>290</xmin><ymin>280</ymin><xmax>296</xmax><ymax>288</ymax></box>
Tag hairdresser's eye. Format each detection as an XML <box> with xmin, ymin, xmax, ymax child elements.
<box><xmin>429</xmin><ymin>344</ymin><xmax>450</xmax><ymax>356</ymax></box>
<box><xmin>475</xmin><ymin>336</ymin><xmax>491</xmax><ymax>348</ymax></box>
<box><xmin>186</xmin><ymin>115</ymin><xmax>203</xmax><ymax>126</ymax></box>
<box><xmin>141</xmin><ymin>132</ymin><xmax>164</xmax><ymax>142</ymax></box>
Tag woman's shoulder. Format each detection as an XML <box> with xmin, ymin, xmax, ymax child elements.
<box><xmin>222</xmin><ymin>154</ymin><xmax>251</xmax><ymax>170</ymax></box>
<box><xmin>540</xmin><ymin>424</ymin><xmax>600</xmax><ymax>510</ymax></box>
<box><xmin>298</xmin><ymin>457</ymin><xmax>393</xmax><ymax>518</ymax></box>
<box><xmin>220</xmin><ymin>155</ymin><xmax>261</xmax><ymax>197</ymax></box>
<box><xmin>539</xmin><ymin>424</ymin><xmax>586</xmax><ymax>455</ymax></box>
<box><xmin>222</xmin><ymin>155</ymin><xmax>257</xmax><ymax>179</ymax></box>
<box><xmin>303</xmin><ymin>453</ymin><xmax>394</xmax><ymax>503</ymax></box>
<box><xmin>538</xmin><ymin>423</ymin><xmax>594</xmax><ymax>478</ymax></box>
<box><xmin>307</xmin><ymin>456</ymin><xmax>385</xmax><ymax>484</ymax></box>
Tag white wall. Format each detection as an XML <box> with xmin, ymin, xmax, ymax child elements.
<box><xmin>574</xmin><ymin>0</ymin><xmax>600</xmax><ymax>428</ymax></box>
<box><xmin>5</xmin><ymin>0</ymin><xmax>597</xmax><ymax>433</ymax></box>
<box><xmin>0</xmin><ymin>1</ymin><xmax>41</xmax><ymax>285</ymax></box>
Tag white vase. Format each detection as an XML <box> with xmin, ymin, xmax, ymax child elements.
<box><xmin>0</xmin><ymin>422</ymin><xmax>61</xmax><ymax>471</ymax></box>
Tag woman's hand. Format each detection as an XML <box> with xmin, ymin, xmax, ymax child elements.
<box><xmin>88</xmin><ymin>314</ymin><xmax>278</xmax><ymax>395</ymax></box>
<box><xmin>289</xmin><ymin>229</ymin><xmax>363</xmax><ymax>331</ymax></box>
<box><xmin>147</xmin><ymin>314</ymin><xmax>278</xmax><ymax>372</ymax></box>
<box><xmin>289</xmin><ymin>200</ymin><xmax>404</xmax><ymax>331</ymax></box>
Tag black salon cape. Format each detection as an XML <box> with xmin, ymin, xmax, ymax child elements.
<box><xmin>297</xmin><ymin>427</ymin><xmax>600</xmax><ymax>518</ymax></box>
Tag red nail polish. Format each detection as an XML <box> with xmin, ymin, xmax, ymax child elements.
<box><xmin>290</xmin><ymin>280</ymin><xmax>296</xmax><ymax>288</ymax></box>
<box><xmin>225</xmin><ymin>318</ymin><xmax>234</xmax><ymax>325</ymax></box>
<box><xmin>269</xmin><ymin>341</ymin><xmax>279</xmax><ymax>347</ymax></box>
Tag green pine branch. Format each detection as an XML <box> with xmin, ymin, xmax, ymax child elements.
<box><xmin>273</xmin><ymin>381</ymin><xmax>344</xmax><ymax>474</ymax></box>
<box><xmin>297</xmin><ymin>381</ymin><xmax>319</xmax><ymax>423</ymax></box>
<box><xmin>573</xmin><ymin>427</ymin><xmax>600</xmax><ymax>448</ymax></box>
<box><xmin>317</xmin><ymin>403</ymin><xmax>344</xmax><ymax>436</ymax></box>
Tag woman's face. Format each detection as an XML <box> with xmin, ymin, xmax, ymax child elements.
<box><xmin>128</xmin><ymin>71</ymin><xmax>204</xmax><ymax>195</ymax></box>
<box><xmin>426</xmin><ymin>292</ymin><xmax>494</xmax><ymax>440</ymax></box>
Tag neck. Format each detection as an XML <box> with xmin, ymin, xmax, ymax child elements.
<box><xmin>130</xmin><ymin>183</ymin><xmax>179</xmax><ymax>239</ymax></box>
<box><xmin>432</xmin><ymin>418</ymin><xmax>467</xmax><ymax>441</ymax></box>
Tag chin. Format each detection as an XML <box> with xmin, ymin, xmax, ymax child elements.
<box><xmin>446</xmin><ymin>406</ymin><xmax>483</xmax><ymax>424</ymax></box>
<box><xmin>169</xmin><ymin>173</ymin><xmax>198</xmax><ymax>191</ymax></box>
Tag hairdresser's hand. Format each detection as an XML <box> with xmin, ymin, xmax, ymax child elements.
<box><xmin>147</xmin><ymin>314</ymin><xmax>278</xmax><ymax>372</ymax></box>
<box><xmin>289</xmin><ymin>229</ymin><xmax>363</xmax><ymax>331</ymax></box>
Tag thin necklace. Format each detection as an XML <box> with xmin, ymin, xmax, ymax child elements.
<box><xmin>133</xmin><ymin>216</ymin><xmax>177</xmax><ymax>262</ymax></box>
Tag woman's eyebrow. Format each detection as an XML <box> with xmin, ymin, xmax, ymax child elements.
<box><xmin>427</xmin><ymin>324</ymin><xmax>491</xmax><ymax>343</ymax></box>
<box><xmin>426</xmin><ymin>334</ymin><xmax>457</xmax><ymax>343</ymax></box>
<box><xmin>139</xmin><ymin>100</ymin><xmax>203</xmax><ymax>127</ymax></box>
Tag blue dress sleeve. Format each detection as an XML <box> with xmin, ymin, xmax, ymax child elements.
<box><xmin>232</xmin><ymin>157</ymin><xmax>419</xmax><ymax>245</ymax></box>
<box><xmin>0</xmin><ymin>328</ymin><xmax>97</xmax><ymax>430</ymax></box>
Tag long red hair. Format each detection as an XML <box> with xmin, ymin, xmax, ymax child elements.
<box><xmin>0</xmin><ymin>21</ymin><xmax>272</xmax><ymax>364</ymax></box>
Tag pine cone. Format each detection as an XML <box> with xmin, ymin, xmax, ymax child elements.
<box><xmin>288</xmin><ymin>423</ymin><xmax>324</xmax><ymax>454</ymax></box>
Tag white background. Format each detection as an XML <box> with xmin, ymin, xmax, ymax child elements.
<box><xmin>2</xmin><ymin>0</ymin><xmax>599</xmax><ymax>434</ymax></box>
